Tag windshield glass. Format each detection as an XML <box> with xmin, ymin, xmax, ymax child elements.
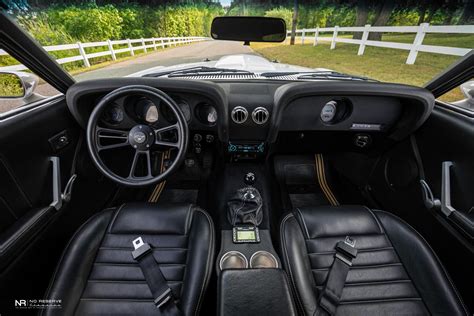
<box><xmin>2</xmin><ymin>1</ymin><xmax>473</xmax><ymax>101</ymax></box>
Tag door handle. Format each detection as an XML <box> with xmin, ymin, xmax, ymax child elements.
<box><xmin>49</xmin><ymin>157</ymin><xmax>77</xmax><ymax>211</ymax></box>
<box><xmin>440</xmin><ymin>161</ymin><xmax>456</xmax><ymax>217</ymax></box>
<box><xmin>50</xmin><ymin>157</ymin><xmax>62</xmax><ymax>211</ymax></box>
<box><xmin>420</xmin><ymin>161</ymin><xmax>456</xmax><ymax>216</ymax></box>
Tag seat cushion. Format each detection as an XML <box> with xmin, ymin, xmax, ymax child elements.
<box><xmin>280</xmin><ymin>205</ymin><xmax>468</xmax><ymax>316</ymax></box>
<box><xmin>42</xmin><ymin>203</ymin><xmax>214</xmax><ymax>316</ymax></box>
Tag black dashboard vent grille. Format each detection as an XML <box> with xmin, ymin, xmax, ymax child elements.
<box><xmin>231</xmin><ymin>106</ymin><xmax>248</xmax><ymax>124</ymax></box>
<box><xmin>252</xmin><ymin>107</ymin><xmax>270</xmax><ymax>125</ymax></box>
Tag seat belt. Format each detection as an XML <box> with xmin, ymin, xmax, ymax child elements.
<box><xmin>132</xmin><ymin>237</ymin><xmax>182</xmax><ymax>316</ymax></box>
<box><xmin>316</xmin><ymin>236</ymin><xmax>358</xmax><ymax>316</ymax></box>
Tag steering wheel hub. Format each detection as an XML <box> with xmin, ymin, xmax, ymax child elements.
<box><xmin>129</xmin><ymin>125</ymin><xmax>154</xmax><ymax>150</ymax></box>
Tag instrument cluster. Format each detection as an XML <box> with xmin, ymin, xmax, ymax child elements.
<box><xmin>100</xmin><ymin>95</ymin><xmax>218</xmax><ymax>128</ymax></box>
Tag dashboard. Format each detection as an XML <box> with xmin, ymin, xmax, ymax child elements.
<box><xmin>98</xmin><ymin>93</ymin><xmax>218</xmax><ymax>129</ymax></box>
<box><xmin>66</xmin><ymin>78</ymin><xmax>434</xmax><ymax>157</ymax></box>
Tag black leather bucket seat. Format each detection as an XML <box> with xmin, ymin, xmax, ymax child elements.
<box><xmin>280</xmin><ymin>205</ymin><xmax>468</xmax><ymax>316</ymax></box>
<box><xmin>42</xmin><ymin>203</ymin><xmax>214</xmax><ymax>316</ymax></box>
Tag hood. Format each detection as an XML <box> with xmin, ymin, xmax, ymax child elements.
<box><xmin>129</xmin><ymin>54</ymin><xmax>329</xmax><ymax>77</ymax></box>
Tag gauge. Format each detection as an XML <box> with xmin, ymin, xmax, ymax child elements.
<box><xmin>135</xmin><ymin>98</ymin><xmax>159</xmax><ymax>123</ymax></box>
<box><xmin>178</xmin><ymin>101</ymin><xmax>191</xmax><ymax>122</ymax></box>
<box><xmin>145</xmin><ymin>105</ymin><xmax>159</xmax><ymax>123</ymax></box>
<box><xmin>195</xmin><ymin>103</ymin><xmax>217</xmax><ymax>126</ymax></box>
<box><xmin>161</xmin><ymin>99</ymin><xmax>191</xmax><ymax>123</ymax></box>
<box><xmin>207</xmin><ymin>107</ymin><xmax>217</xmax><ymax>124</ymax></box>
<box><xmin>104</xmin><ymin>105</ymin><xmax>124</xmax><ymax>124</ymax></box>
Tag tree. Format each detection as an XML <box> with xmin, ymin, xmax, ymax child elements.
<box><xmin>353</xmin><ymin>0</ymin><xmax>369</xmax><ymax>39</ymax></box>
<box><xmin>368</xmin><ymin>0</ymin><xmax>396</xmax><ymax>41</ymax></box>
<box><xmin>290</xmin><ymin>0</ymin><xmax>298</xmax><ymax>45</ymax></box>
<box><xmin>417</xmin><ymin>0</ymin><xmax>427</xmax><ymax>24</ymax></box>
<box><xmin>458</xmin><ymin>0</ymin><xmax>474</xmax><ymax>24</ymax></box>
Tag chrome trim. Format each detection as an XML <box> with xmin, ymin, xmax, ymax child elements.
<box><xmin>249</xmin><ymin>250</ymin><xmax>278</xmax><ymax>268</ymax></box>
<box><xmin>251</xmin><ymin>107</ymin><xmax>270</xmax><ymax>125</ymax></box>
<box><xmin>231</xmin><ymin>106</ymin><xmax>248</xmax><ymax>124</ymax></box>
<box><xmin>219</xmin><ymin>251</ymin><xmax>248</xmax><ymax>270</ymax></box>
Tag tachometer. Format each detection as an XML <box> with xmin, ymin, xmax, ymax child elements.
<box><xmin>135</xmin><ymin>98</ymin><xmax>159</xmax><ymax>123</ymax></box>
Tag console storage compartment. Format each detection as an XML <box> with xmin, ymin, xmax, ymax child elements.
<box><xmin>218</xmin><ymin>268</ymin><xmax>296</xmax><ymax>316</ymax></box>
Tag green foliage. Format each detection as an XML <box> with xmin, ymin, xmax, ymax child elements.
<box><xmin>0</xmin><ymin>74</ymin><xmax>23</xmax><ymax>97</ymax></box>
<box><xmin>265</xmin><ymin>7</ymin><xmax>292</xmax><ymax>28</ymax></box>
<box><xmin>45</xmin><ymin>5</ymin><xmax>123</xmax><ymax>41</ymax></box>
<box><xmin>16</xmin><ymin>4</ymin><xmax>223</xmax><ymax>45</ymax></box>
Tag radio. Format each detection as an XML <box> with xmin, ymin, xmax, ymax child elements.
<box><xmin>228</xmin><ymin>142</ymin><xmax>265</xmax><ymax>153</ymax></box>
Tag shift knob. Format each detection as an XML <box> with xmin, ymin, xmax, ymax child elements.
<box><xmin>244</xmin><ymin>172</ymin><xmax>256</xmax><ymax>185</ymax></box>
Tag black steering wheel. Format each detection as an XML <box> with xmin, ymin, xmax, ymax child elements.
<box><xmin>86</xmin><ymin>85</ymin><xmax>188</xmax><ymax>187</ymax></box>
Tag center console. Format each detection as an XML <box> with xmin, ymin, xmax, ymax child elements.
<box><xmin>215</xmin><ymin>164</ymin><xmax>296</xmax><ymax>315</ymax></box>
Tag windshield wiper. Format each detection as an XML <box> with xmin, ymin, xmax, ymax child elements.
<box><xmin>261</xmin><ymin>71</ymin><xmax>375</xmax><ymax>81</ymax></box>
<box><xmin>144</xmin><ymin>66</ymin><xmax>254</xmax><ymax>78</ymax></box>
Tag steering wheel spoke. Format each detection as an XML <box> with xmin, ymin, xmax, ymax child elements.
<box><xmin>154</xmin><ymin>123</ymin><xmax>180</xmax><ymax>148</ymax></box>
<box><xmin>127</xmin><ymin>150</ymin><xmax>153</xmax><ymax>180</ymax></box>
<box><xmin>97</xmin><ymin>127</ymin><xmax>130</xmax><ymax>151</ymax></box>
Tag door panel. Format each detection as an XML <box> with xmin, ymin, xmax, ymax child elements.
<box><xmin>365</xmin><ymin>103</ymin><xmax>474</xmax><ymax>312</ymax></box>
<box><xmin>417</xmin><ymin>106</ymin><xmax>473</xmax><ymax>215</ymax></box>
<box><xmin>0</xmin><ymin>97</ymin><xmax>80</xmax><ymax>269</ymax></box>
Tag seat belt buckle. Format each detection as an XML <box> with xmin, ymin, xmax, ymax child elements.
<box><xmin>154</xmin><ymin>288</ymin><xmax>173</xmax><ymax>309</ymax></box>
<box><xmin>132</xmin><ymin>237</ymin><xmax>152</xmax><ymax>260</ymax></box>
<box><xmin>335</xmin><ymin>236</ymin><xmax>358</xmax><ymax>266</ymax></box>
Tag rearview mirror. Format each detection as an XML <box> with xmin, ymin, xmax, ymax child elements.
<box><xmin>211</xmin><ymin>17</ymin><xmax>286</xmax><ymax>44</ymax></box>
<box><xmin>0</xmin><ymin>71</ymin><xmax>38</xmax><ymax>99</ymax></box>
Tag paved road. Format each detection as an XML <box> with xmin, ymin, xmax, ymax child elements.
<box><xmin>1</xmin><ymin>40</ymin><xmax>254</xmax><ymax>113</ymax></box>
<box><xmin>75</xmin><ymin>40</ymin><xmax>254</xmax><ymax>81</ymax></box>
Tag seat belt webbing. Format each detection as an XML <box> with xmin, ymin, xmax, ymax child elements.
<box><xmin>132</xmin><ymin>237</ymin><xmax>182</xmax><ymax>316</ymax></box>
<box><xmin>317</xmin><ymin>236</ymin><xmax>358</xmax><ymax>316</ymax></box>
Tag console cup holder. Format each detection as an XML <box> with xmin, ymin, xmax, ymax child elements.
<box><xmin>220</xmin><ymin>251</ymin><xmax>248</xmax><ymax>270</ymax></box>
<box><xmin>250</xmin><ymin>251</ymin><xmax>278</xmax><ymax>269</ymax></box>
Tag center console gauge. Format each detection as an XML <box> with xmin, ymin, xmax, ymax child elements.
<box><xmin>233</xmin><ymin>226</ymin><xmax>261</xmax><ymax>243</ymax></box>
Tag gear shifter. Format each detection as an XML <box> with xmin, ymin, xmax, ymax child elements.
<box><xmin>227</xmin><ymin>186</ymin><xmax>263</xmax><ymax>226</ymax></box>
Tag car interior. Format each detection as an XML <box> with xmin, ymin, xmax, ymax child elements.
<box><xmin>0</xmin><ymin>13</ymin><xmax>473</xmax><ymax>316</ymax></box>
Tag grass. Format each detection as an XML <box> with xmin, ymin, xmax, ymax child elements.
<box><xmin>252</xmin><ymin>33</ymin><xmax>474</xmax><ymax>102</ymax></box>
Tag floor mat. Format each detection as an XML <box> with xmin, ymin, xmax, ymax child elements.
<box><xmin>158</xmin><ymin>189</ymin><xmax>198</xmax><ymax>204</ymax></box>
<box><xmin>289</xmin><ymin>193</ymin><xmax>327</xmax><ymax>208</ymax></box>
<box><xmin>274</xmin><ymin>155</ymin><xmax>340</xmax><ymax>209</ymax></box>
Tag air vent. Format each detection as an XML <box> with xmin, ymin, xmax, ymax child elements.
<box><xmin>231</xmin><ymin>106</ymin><xmax>248</xmax><ymax>124</ymax></box>
<box><xmin>252</xmin><ymin>107</ymin><xmax>270</xmax><ymax>125</ymax></box>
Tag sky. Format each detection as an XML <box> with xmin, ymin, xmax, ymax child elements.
<box><xmin>219</xmin><ymin>0</ymin><xmax>232</xmax><ymax>7</ymax></box>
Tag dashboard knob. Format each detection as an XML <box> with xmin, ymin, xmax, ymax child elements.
<box><xmin>320</xmin><ymin>101</ymin><xmax>337</xmax><ymax>123</ymax></box>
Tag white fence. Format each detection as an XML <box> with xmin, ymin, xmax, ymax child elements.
<box><xmin>287</xmin><ymin>23</ymin><xmax>474</xmax><ymax>64</ymax></box>
<box><xmin>0</xmin><ymin>36</ymin><xmax>208</xmax><ymax>71</ymax></box>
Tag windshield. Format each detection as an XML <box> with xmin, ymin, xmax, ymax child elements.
<box><xmin>2</xmin><ymin>1</ymin><xmax>473</xmax><ymax>99</ymax></box>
